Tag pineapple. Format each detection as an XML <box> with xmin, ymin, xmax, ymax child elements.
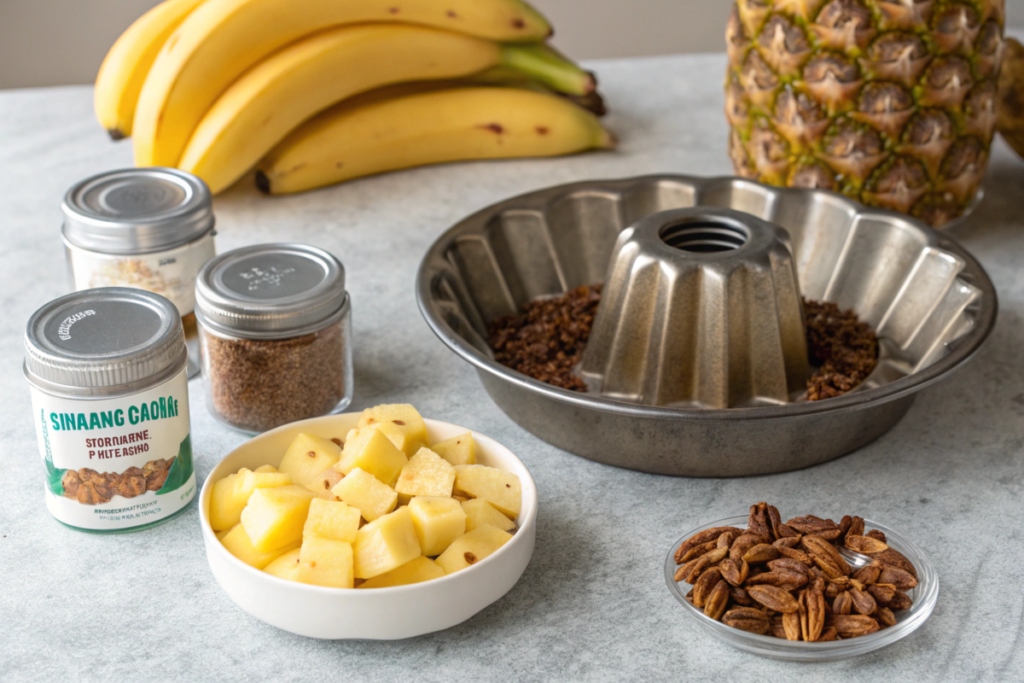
<box><xmin>353</xmin><ymin>507</ymin><xmax>421</xmax><ymax>579</ymax></box>
<box><xmin>431</xmin><ymin>433</ymin><xmax>476</xmax><ymax>466</ymax></box>
<box><xmin>358</xmin><ymin>404</ymin><xmax>428</xmax><ymax>456</ymax></box>
<box><xmin>335</xmin><ymin>428</ymin><xmax>407</xmax><ymax>487</ymax></box>
<box><xmin>240</xmin><ymin>484</ymin><xmax>315</xmax><ymax>552</ymax></box>
<box><xmin>264</xmin><ymin>547</ymin><xmax>303</xmax><ymax>580</ymax></box>
<box><xmin>724</xmin><ymin>0</ymin><xmax>1006</xmax><ymax>226</ymax></box>
<box><xmin>305</xmin><ymin>467</ymin><xmax>344</xmax><ymax>497</ymax></box>
<box><xmin>220</xmin><ymin>523</ymin><xmax>300</xmax><ymax>569</ymax></box>
<box><xmin>296</xmin><ymin>536</ymin><xmax>355</xmax><ymax>588</ymax></box>
<box><xmin>435</xmin><ymin>525</ymin><xmax>513</xmax><ymax>574</ymax></box>
<box><xmin>395</xmin><ymin>448</ymin><xmax>456</xmax><ymax>505</ymax></box>
<box><xmin>408</xmin><ymin>496</ymin><xmax>467</xmax><ymax>556</ymax></box>
<box><xmin>359</xmin><ymin>556</ymin><xmax>446</xmax><ymax>588</ymax></box>
<box><xmin>453</xmin><ymin>465</ymin><xmax>522</xmax><ymax>519</ymax></box>
<box><xmin>303</xmin><ymin>498</ymin><xmax>361</xmax><ymax>542</ymax></box>
<box><xmin>209</xmin><ymin>467</ymin><xmax>292</xmax><ymax>531</ymax></box>
<box><xmin>332</xmin><ymin>467</ymin><xmax>398</xmax><ymax>521</ymax></box>
<box><xmin>462</xmin><ymin>498</ymin><xmax>517</xmax><ymax>533</ymax></box>
<box><xmin>278</xmin><ymin>433</ymin><xmax>342</xmax><ymax>486</ymax></box>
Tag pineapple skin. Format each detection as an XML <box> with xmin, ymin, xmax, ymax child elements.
<box><xmin>725</xmin><ymin>0</ymin><xmax>1007</xmax><ymax>226</ymax></box>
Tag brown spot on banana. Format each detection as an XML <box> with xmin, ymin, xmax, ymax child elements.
<box><xmin>478</xmin><ymin>123</ymin><xmax>505</xmax><ymax>134</ymax></box>
<box><xmin>388</xmin><ymin>7</ymin><xmax>399</xmax><ymax>13</ymax></box>
<box><xmin>536</xmin><ymin>126</ymin><xmax>549</xmax><ymax>135</ymax></box>
<box><xmin>512</xmin><ymin>18</ymin><xmax>525</xmax><ymax>29</ymax></box>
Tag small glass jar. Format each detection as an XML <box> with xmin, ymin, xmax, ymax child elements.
<box><xmin>24</xmin><ymin>288</ymin><xmax>195</xmax><ymax>533</ymax></box>
<box><xmin>61</xmin><ymin>168</ymin><xmax>217</xmax><ymax>377</ymax></box>
<box><xmin>195</xmin><ymin>243</ymin><xmax>353</xmax><ymax>433</ymax></box>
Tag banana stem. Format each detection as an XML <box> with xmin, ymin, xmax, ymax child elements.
<box><xmin>499</xmin><ymin>43</ymin><xmax>595</xmax><ymax>96</ymax></box>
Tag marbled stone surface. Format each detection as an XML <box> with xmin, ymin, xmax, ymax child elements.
<box><xmin>1</xmin><ymin>53</ymin><xmax>1023</xmax><ymax>682</ymax></box>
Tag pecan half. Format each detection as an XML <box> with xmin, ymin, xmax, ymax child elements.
<box><xmin>833</xmin><ymin>614</ymin><xmax>880</xmax><ymax>638</ymax></box>
<box><xmin>876</xmin><ymin>606</ymin><xmax>897</xmax><ymax>628</ymax></box>
<box><xmin>878</xmin><ymin>564</ymin><xmax>918</xmax><ymax>590</ymax></box>
<box><xmin>676</xmin><ymin>527</ymin><xmax>741</xmax><ymax>563</ymax></box>
<box><xmin>730</xmin><ymin>533</ymin><xmax>769</xmax><ymax>563</ymax></box>
<box><xmin>868</xmin><ymin>583</ymin><xmax>897</xmax><ymax>605</ymax></box>
<box><xmin>865</xmin><ymin>528</ymin><xmax>886</xmax><ymax>543</ymax></box>
<box><xmin>871</xmin><ymin>548</ymin><xmax>917</xmax><ymax>579</ymax></box>
<box><xmin>747</xmin><ymin>502</ymin><xmax>773</xmax><ymax>540</ymax></box>
<box><xmin>848</xmin><ymin>516</ymin><xmax>866</xmax><ymax>539</ymax></box>
<box><xmin>722</xmin><ymin>607</ymin><xmax>771</xmax><ymax>634</ymax></box>
<box><xmin>747</xmin><ymin>585</ymin><xmax>801</xmax><ymax>613</ymax></box>
<box><xmin>693</xmin><ymin>567</ymin><xmax>724</xmax><ymax>608</ymax></box>
<box><xmin>777</xmin><ymin>546</ymin><xmax>814</xmax><ymax>565</ymax></box>
<box><xmin>681</xmin><ymin>547</ymin><xmax>729</xmax><ymax>584</ymax></box>
<box><xmin>889</xmin><ymin>590</ymin><xmax>913</xmax><ymax>610</ymax></box>
<box><xmin>819</xmin><ymin>625</ymin><xmax>839</xmax><ymax>641</ymax></box>
<box><xmin>704</xmin><ymin>580</ymin><xmax>731</xmax><ymax>620</ymax></box>
<box><xmin>803</xmin><ymin>578</ymin><xmax>826</xmax><ymax>642</ymax></box>
<box><xmin>852</xmin><ymin>561</ymin><xmax>882</xmax><ymax>585</ymax></box>
<box><xmin>677</xmin><ymin>539</ymin><xmax>718</xmax><ymax>564</ymax></box>
<box><xmin>834</xmin><ymin>590</ymin><xmax>853</xmax><ymax>615</ymax></box>
<box><xmin>773</xmin><ymin>535</ymin><xmax>802</xmax><ymax>550</ymax></box>
<box><xmin>783</xmin><ymin>611</ymin><xmax>802</xmax><ymax>641</ymax></box>
<box><xmin>768</xmin><ymin>504</ymin><xmax>800</xmax><ymax>539</ymax></box>
<box><xmin>730</xmin><ymin>584</ymin><xmax>754</xmax><ymax>606</ymax></box>
<box><xmin>770</xmin><ymin>615</ymin><xmax>788</xmax><ymax>639</ymax></box>
<box><xmin>787</xmin><ymin>515</ymin><xmax>843</xmax><ymax>540</ymax></box>
<box><xmin>846</xmin><ymin>535</ymin><xmax>889</xmax><ymax>554</ymax></box>
<box><xmin>717</xmin><ymin>531</ymin><xmax>736</xmax><ymax>549</ymax></box>
<box><xmin>801</xmin><ymin>535</ymin><xmax>851</xmax><ymax>576</ymax></box>
<box><xmin>768</xmin><ymin>558</ymin><xmax>814</xmax><ymax>577</ymax></box>
<box><xmin>849</xmin><ymin>586</ymin><xmax>878</xmax><ymax>615</ymax></box>
<box><xmin>743</xmin><ymin>544</ymin><xmax>780</xmax><ymax>564</ymax></box>
<box><xmin>747</xmin><ymin>570</ymin><xmax>809</xmax><ymax>591</ymax></box>
<box><xmin>719</xmin><ymin>558</ymin><xmax>750</xmax><ymax>587</ymax></box>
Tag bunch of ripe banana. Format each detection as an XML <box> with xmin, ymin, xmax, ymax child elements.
<box><xmin>94</xmin><ymin>0</ymin><xmax>615</xmax><ymax>195</ymax></box>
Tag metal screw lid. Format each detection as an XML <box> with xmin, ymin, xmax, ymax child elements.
<box><xmin>24</xmin><ymin>288</ymin><xmax>186</xmax><ymax>393</ymax></box>
<box><xmin>195</xmin><ymin>243</ymin><xmax>347</xmax><ymax>339</ymax></box>
<box><xmin>62</xmin><ymin>167</ymin><xmax>214</xmax><ymax>255</ymax></box>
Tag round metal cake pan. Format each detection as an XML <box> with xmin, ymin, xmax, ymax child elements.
<box><xmin>416</xmin><ymin>175</ymin><xmax>997</xmax><ymax>476</ymax></box>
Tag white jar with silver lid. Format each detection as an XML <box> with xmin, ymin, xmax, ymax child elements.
<box><xmin>62</xmin><ymin>167</ymin><xmax>216</xmax><ymax>375</ymax></box>
<box><xmin>195</xmin><ymin>243</ymin><xmax>353</xmax><ymax>433</ymax></box>
<box><xmin>24</xmin><ymin>288</ymin><xmax>195</xmax><ymax>533</ymax></box>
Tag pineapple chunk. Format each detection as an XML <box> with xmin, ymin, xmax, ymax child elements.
<box><xmin>462</xmin><ymin>498</ymin><xmax>517</xmax><ymax>533</ymax></box>
<box><xmin>359</xmin><ymin>556</ymin><xmax>445</xmax><ymax>588</ymax></box>
<box><xmin>353</xmin><ymin>506</ymin><xmax>421</xmax><ymax>579</ymax></box>
<box><xmin>254</xmin><ymin>465</ymin><xmax>278</xmax><ymax>473</ymax></box>
<box><xmin>306</xmin><ymin>467</ymin><xmax>344</xmax><ymax>496</ymax></box>
<box><xmin>431</xmin><ymin>432</ymin><xmax>476</xmax><ymax>466</ymax></box>
<box><xmin>303</xmin><ymin>498</ymin><xmax>360</xmax><ymax>542</ymax></box>
<box><xmin>297</xmin><ymin>536</ymin><xmax>354</xmax><ymax>588</ymax></box>
<box><xmin>435</xmin><ymin>525</ymin><xmax>513</xmax><ymax>575</ymax></box>
<box><xmin>408</xmin><ymin>497</ymin><xmax>467</xmax><ymax>556</ymax></box>
<box><xmin>209</xmin><ymin>467</ymin><xmax>292</xmax><ymax>531</ymax></box>
<box><xmin>264</xmin><ymin>547</ymin><xmax>302</xmax><ymax>580</ymax></box>
<box><xmin>240</xmin><ymin>484</ymin><xmax>315</xmax><ymax>552</ymax></box>
<box><xmin>454</xmin><ymin>465</ymin><xmax>521</xmax><ymax>518</ymax></box>
<box><xmin>358</xmin><ymin>404</ymin><xmax>428</xmax><ymax>456</ymax></box>
<box><xmin>220</xmin><ymin>523</ymin><xmax>300</xmax><ymax>569</ymax></box>
<box><xmin>335</xmin><ymin>428</ymin><xmax>407</xmax><ymax>487</ymax></box>
<box><xmin>332</xmin><ymin>467</ymin><xmax>397</xmax><ymax>522</ymax></box>
<box><xmin>395</xmin><ymin>448</ymin><xmax>455</xmax><ymax>504</ymax></box>
<box><xmin>278</xmin><ymin>433</ymin><xmax>342</xmax><ymax>486</ymax></box>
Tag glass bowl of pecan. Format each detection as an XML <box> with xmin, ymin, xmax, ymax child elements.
<box><xmin>664</xmin><ymin>504</ymin><xmax>938</xmax><ymax>661</ymax></box>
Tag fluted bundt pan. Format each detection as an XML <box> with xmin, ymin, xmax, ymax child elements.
<box><xmin>416</xmin><ymin>175</ymin><xmax>997</xmax><ymax>476</ymax></box>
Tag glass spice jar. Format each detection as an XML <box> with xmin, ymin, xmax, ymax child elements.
<box><xmin>195</xmin><ymin>243</ymin><xmax>353</xmax><ymax>433</ymax></box>
<box><xmin>24</xmin><ymin>287</ymin><xmax>195</xmax><ymax>533</ymax></box>
<box><xmin>61</xmin><ymin>168</ymin><xmax>217</xmax><ymax>378</ymax></box>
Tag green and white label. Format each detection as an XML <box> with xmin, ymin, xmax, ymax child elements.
<box><xmin>31</xmin><ymin>367</ymin><xmax>195</xmax><ymax>531</ymax></box>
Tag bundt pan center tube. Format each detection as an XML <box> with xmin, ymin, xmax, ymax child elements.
<box><xmin>416</xmin><ymin>175</ymin><xmax>997</xmax><ymax>476</ymax></box>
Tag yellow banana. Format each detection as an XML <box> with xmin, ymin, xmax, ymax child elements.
<box><xmin>255</xmin><ymin>87</ymin><xmax>616</xmax><ymax>195</ymax></box>
<box><xmin>179</xmin><ymin>25</ymin><xmax>591</xmax><ymax>193</ymax></box>
<box><xmin>132</xmin><ymin>0</ymin><xmax>551</xmax><ymax>168</ymax></box>
<box><xmin>94</xmin><ymin>0</ymin><xmax>206</xmax><ymax>139</ymax></box>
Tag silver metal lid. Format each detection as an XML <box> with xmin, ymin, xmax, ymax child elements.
<box><xmin>24</xmin><ymin>287</ymin><xmax>186</xmax><ymax>393</ymax></box>
<box><xmin>62</xmin><ymin>167</ymin><xmax>214</xmax><ymax>254</ymax></box>
<box><xmin>195</xmin><ymin>243</ymin><xmax>347</xmax><ymax>339</ymax></box>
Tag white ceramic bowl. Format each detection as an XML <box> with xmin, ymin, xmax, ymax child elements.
<box><xmin>199</xmin><ymin>413</ymin><xmax>538</xmax><ymax>639</ymax></box>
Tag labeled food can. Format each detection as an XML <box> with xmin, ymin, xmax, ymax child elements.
<box><xmin>24</xmin><ymin>287</ymin><xmax>195</xmax><ymax>532</ymax></box>
<box><xmin>195</xmin><ymin>243</ymin><xmax>353</xmax><ymax>433</ymax></box>
<box><xmin>61</xmin><ymin>168</ymin><xmax>216</xmax><ymax>376</ymax></box>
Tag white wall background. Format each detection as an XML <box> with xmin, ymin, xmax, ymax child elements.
<box><xmin>1</xmin><ymin>0</ymin><xmax>1023</xmax><ymax>89</ymax></box>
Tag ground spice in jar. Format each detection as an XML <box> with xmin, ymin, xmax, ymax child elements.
<box><xmin>202</xmin><ymin>323</ymin><xmax>348</xmax><ymax>433</ymax></box>
<box><xmin>488</xmin><ymin>284</ymin><xmax>602</xmax><ymax>391</ymax></box>
<box><xmin>196</xmin><ymin>244</ymin><xmax>353</xmax><ymax>433</ymax></box>
<box><xmin>803</xmin><ymin>298</ymin><xmax>879</xmax><ymax>401</ymax></box>
<box><xmin>488</xmin><ymin>286</ymin><xmax>878</xmax><ymax>401</ymax></box>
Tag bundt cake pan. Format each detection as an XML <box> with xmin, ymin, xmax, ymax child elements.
<box><xmin>416</xmin><ymin>175</ymin><xmax>997</xmax><ymax>476</ymax></box>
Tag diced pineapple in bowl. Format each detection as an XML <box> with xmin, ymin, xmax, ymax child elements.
<box><xmin>199</xmin><ymin>404</ymin><xmax>537</xmax><ymax>640</ymax></box>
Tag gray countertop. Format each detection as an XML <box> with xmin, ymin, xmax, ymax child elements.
<box><xmin>1</xmin><ymin>52</ymin><xmax>1023</xmax><ymax>682</ymax></box>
